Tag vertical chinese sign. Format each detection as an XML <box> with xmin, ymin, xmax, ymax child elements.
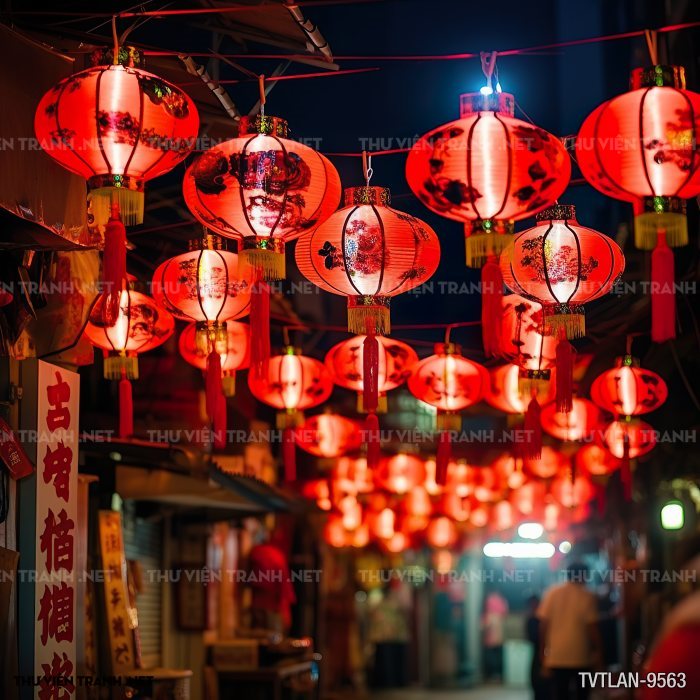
<box><xmin>35</xmin><ymin>360</ymin><xmax>79</xmax><ymax>699</ymax></box>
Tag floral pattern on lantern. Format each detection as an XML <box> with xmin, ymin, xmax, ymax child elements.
<box><xmin>35</xmin><ymin>48</ymin><xmax>199</xmax><ymax>226</ymax></box>
<box><xmin>296</xmin><ymin>186</ymin><xmax>440</xmax><ymax>334</ymax></box>
<box><xmin>294</xmin><ymin>413</ymin><xmax>361</xmax><ymax>458</ymax></box>
<box><xmin>540</xmin><ymin>398</ymin><xmax>600</xmax><ymax>442</ymax></box>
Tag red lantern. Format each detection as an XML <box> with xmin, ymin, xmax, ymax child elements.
<box><xmin>597</xmin><ymin>420</ymin><xmax>656</xmax><ymax>460</ymax></box>
<box><xmin>376</xmin><ymin>453</ymin><xmax>426</xmax><ymax>495</ymax></box>
<box><xmin>491</xmin><ymin>453</ymin><xmax>527</xmax><ymax>490</ymax></box>
<box><xmin>403</xmin><ymin>486</ymin><xmax>433</xmax><ymax>518</ymax></box>
<box><xmin>294</xmin><ymin>413</ymin><xmax>361</xmax><ymax>458</ymax></box>
<box><xmin>523</xmin><ymin>447</ymin><xmax>570</xmax><ymax>480</ymax></box>
<box><xmin>575</xmin><ymin>444</ymin><xmax>621</xmax><ymax>477</ymax></box>
<box><xmin>551</xmin><ymin>470</ymin><xmax>595</xmax><ymax>509</ymax></box>
<box><xmin>324</xmin><ymin>514</ymin><xmax>351</xmax><ymax>548</ymax></box>
<box><xmin>441</xmin><ymin>492</ymin><xmax>471</xmax><ymax>522</ymax></box>
<box><xmin>324</xmin><ymin>334</ymin><xmax>418</xmax><ymax>412</ymax></box>
<box><xmin>485</xmin><ymin>364</ymin><xmax>556</xmax><ymax>415</ymax></box>
<box><xmin>590</xmin><ymin>356</ymin><xmax>668</xmax><ymax>417</ymax></box>
<box><xmin>183</xmin><ymin>114</ymin><xmax>340</xmax><ymax>280</ymax></box>
<box><xmin>35</xmin><ymin>47</ymin><xmax>199</xmax><ymax>226</ymax></box>
<box><xmin>301</xmin><ymin>479</ymin><xmax>332</xmax><ymax>511</ymax></box>
<box><xmin>296</xmin><ymin>186</ymin><xmax>440</xmax><ymax>335</ymax></box>
<box><xmin>510</xmin><ymin>480</ymin><xmax>547</xmax><ymax>516</ymax></box>
<box><xmin>426</xmin><ymin>517</ymin><xmax>457</xmax><ymax>549</ymax></box>
<box><xmin>541</xmin><ymin>398</ymin><xmax>600</xmax><ymax>442</ymax></box>
<box><xmin>491</xmin><ymin>501</ymin><xmax>515</xmax><ymax>531</ymax></box>
<box><xmin>382</xmin><ymin>531</ymin><xmax>411</xmax><ymax>554</ymax></box>
<box><xmin>333</xmin><ymin>457</ymin><xmax>374</xmax><ymax>494</ymax></box>
<box><xmin>501</xmin><ymin>294</ymin><xmax>556</xmax><ymax>376</ymax></box>
<box><xmin>501</xmin><ymin>205</ymin><xmax>625</xmax><ymax>339</ymax></box>
<box><xmin>469</xmin><ymin>503</ymin><xmax>490</xmax><ymax>528</ymax></box>
<box><xmin>577</xmin><ymin>65</ymin><xmax>700</xmax><ymax>249</ymax></box>
<box><xmin>179</xmin><ymin>320</ymin><xmax>251</xmax><ymax>396</ymax></box>
<box><xmin>368</xmin><ymin>507</ymin><xmax>396</xmax><ymax>540</ymax></box>
<box><xmin>84</xmin><ymin>286</ymin><xmax>174</xmax><ymax>438</ymax></box>
<box><xmin>248</xmin><ymin>346</ymin><xmax>333</xmax><ymax>481</ymax></box>
<box><xmin>408</xmin><ymin>342</ymin><xmax>488</xmax><ymax>484</ymax></box>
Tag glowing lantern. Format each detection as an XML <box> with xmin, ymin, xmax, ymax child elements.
<box><xmin>423</xmin><ymin>458</ymin><xmax>443</xmax><ymax>496</ymax></box>
<box><xmin>470</xmin><ymin>466</ymin><xmax>502</xmax><ymax>503</ymax></box>
<box><xmin>406</xmin><ymin>91</ymin><xmax>570</xmax><ymax>356</ymax></box>
<box><xmin>324</xmin><ymin>334</ymin><xmax>418</xmax><ymax>413</ymax></box>
<box><xmin>543</xmin><ymin>501</ymin><xmax>560</xmax><ymax>531</ymax></box>
<box><xmin>540</xmin><ymin>398</ymin><xmax>600</xmax><ymax>442</ymax></box>
<box><xmin>441</xmin><ymin>492</ymin><xmax>470</xmax><ymax>522</ymax></box>
<box><xmin>491</xmin><ymin>454</ymin><xmax>527</xmax><ymax>490</ymax></box>
<box><xmin>369</xmin><ymin>507</ymin><xmax>396</xmax><ymax>540</ymax></box>
<box><xmin>469</xmin><ymin>503</ymin><xmax>490</xmax><ymax>528</ymax></box>
<box><xmin>84</xmin><ymin>286</ymin><xmax>174</xmax><ymax>438</ymax></box>
<box><xmin>403</xmin><ymin>486</ymin><xmax>433</xmax><ymax>518</ymax></box>
<box><xmin>294</xmin><ymin>413</ymin><xmax>361</xmax><ymax>458</ymax></box>
<box><xmin>590</xmin><ymin>356</ymin><xmax>668</xmax><ymax>417</ymax></box>
<box><xmin>184</xmin><ymin>114</ymin><xmax>340</xmax><ymax>279</ymax></box>
<box><xmin>301</xmin><ymin>480</ymin><xmax>332</xmax><ymax>511</ymax></box>
<box><xmin>248</xmin><ymin>346</ymin><xmax>333</xmax><ymax>481</ymax></box>
<box><xmin>445</xmin><ymin>461</ymin><xmax>472</xmax><ymax>498</ymax></box>
<box><xmin>576</xmin><ymin>65</ymin><xmax>700</xmax><ymax>249</ymax></box>
<box><xmin>575</xmin><ymin>444</ymin><xmax>621</xmax><ymax>477</ymax></box>
<box><xmin>35</xmin><ymin>47</ymin><xmax>199</xmax><ymax>226</ymax></box>
<box><xmin>178</xmin><ymin>320</ymin><xmax>250</xmax><ymax>396</ymax></box>
<box><xmin>510</xmin><ymin>480</ymin><xmax>547</xmax><ymax>516</ymax></box>
<box><xmin>597</xmin><ymin>420</ymin><xmax>656</xmax><ymax>459</ymax></box>
<box><xmin>491</xmin><ymin>501</ymin><xmax>515</xmax><ymax>531</ymax></box>
<box><xmin>551</xmin><ymin>471</ymin><xmax>595</xmax><ymax>509</ymax></box>
<box><xmin>338</xmin><ymin>495</ymin><xmax>363</xmax><ymax>531</ymax></box>
<box><xmin>426</xmin><ymin>517</ymin><xmax>457</xmax><ymax>549</ymax></box>
<box><xmin>324</xmin><ymin>515</ymin><xmax>350</xmax><ymax>548</ymax></box>
<box><xmin>485</xmin><ymin>364</ymin><xmax>556</xmax><ymax>414</ymax></box>
<box><xmin>523</xmin><ymin>447</ymin><xmax>570</xmax><ymax>480</ymax></box>
<box><xmin>383</xmin><ymin>531</ymin><xmax>411</xmax><ymax>554</ymax></box>
<box><xmin>407</xmin><ymin>343</ymin><xmax>488</xmax><ymax>484</ymax></box>
<box><xmin>296</xmin><ymin>186</ymin><xmax>440</xmax><ymax>335</ymax></box>
<box><xmin>333</xmin><ymin>457</ymin><xmax>374</xmax><ymax>494</ymax></box>
<box><xmin>376</xmin><ymin>453</ymin><xmax>426</xmax><ymax>495</ymax></box>
<box><xmin>351</xmin><ymin>523</ymin><xmax>370</xmax><ymax>548</ymax></box>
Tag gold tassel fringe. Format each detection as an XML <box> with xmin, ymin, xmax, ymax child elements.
<box><xmin>222</xmin><ymin>373</ymin><xmax>236</xmax><ymax>397</ymax></box>
<box><xmin>240</xmin><ymin>247</ymin><xmax>286</xmax><ymax>280</ymax></box>
<box><xmin>276</xmin><ymin>409</ymin><xmax>304</xmax><ymax>430</ymax></box>
<box><xmin>634</xmin><ymin>212</ymin><xmax>688</xmax><ymax>250</ymax></box>
<box><xmin>89</xmin><ymin>188</ymin><xmax>144</xmax><ymax>228</ymax></box>
<box><xmin>357</xmin><ymin>392</ymin><xmax>388</xmax><ymax>414</ymax></box>
<box><xmin>104</xmin><ymin>354</ymin><xmax>138</xmax><ymax>381</ymax></box>
<box><xmin>517</xmin><ymin>375</ymin><xmax>551</xmax><ymax>397</ymax></box>
<box><xmin>347</xmin><ymin>305</ymin><xmax>390</xmax><ymax>335</ymax></box>
<box><xmin>545</xmin><ymin>312</ymin><xmax>585</xmax><ymax>339</ymax></box>
<box><xmin>436</xmin><ymin>412</ymin><xmax>461</xmax><ymax>431</ymax></box>
<box><xmin>465</xmin><ymin>232</ymin><xmax>511</xmax><ymax>268</ymax></box>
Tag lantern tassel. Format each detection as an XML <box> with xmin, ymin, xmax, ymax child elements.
<box><xmin>555</xmin><ymin>332</ymin><xmax>574</xmax><ymax>414</ymax></box>
<box><xmin>250</xmin><ymin>277</ymin><xmax>271</xmax><ymax>369</ymax></box>
<box><xmin>214</xmin><ymin>393</ymin><xmax>227</xmax><ymax>450</ymax></box>
<box><xmin>363</xmin><ymin>322</ymin><xmax>379</xmax><ymax>413</ymax></box>
<box><xmin>283</xmin><ymin>428</ymin><xmax>296</xmax><ymax>482</ymax></box>
<box><xmin>436</xmin><ymin>430</ymin><xmax>451</xmax><ymax>486</ymax></box>
<box><xmin>481</xmin><ymin>256</ymin><xmax>503</xmax><ymax>357</ymax></box>
<box><xmin>103</xmin><ymin>202</ymin><xmax>127</xmax><ymax>327</ymax></box>
<box><xmin>365</xmin><ymin>412</ymin><xmax>380</xmax><ymax>470</ymax></box>
<box><xmin>119</xmin><ymin>372</ymin><xmax>133</xmax><ymax>439</ymax></box>
<box><xmin>651</xmin><ymin>230</ymin><xmax>676</xmax><ymax>343</ymax></box>
<box><xmin>205</xmin><ymin>350</ymin><xmax>223</xmax><ymax>422</ymax></box>
<box><xmin>523</xmin><ymin>396</ymin><xmax>542</xmax><ymax>460</ymax></box>
<box><xmin>621</xmin><ymin>432</ymin><xmax>632</xmax><ymax>501</ymax></box>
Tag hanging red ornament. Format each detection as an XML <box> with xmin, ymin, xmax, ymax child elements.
<box><xmin>541</xmin><ymin>398</ymin><xmax>600</xmax><ymax>442</ymax></box>
<box><xmin>35</xmin><ymin>46</ymin><xmax>199</xmax><ymax>226</ymax></box>
<box><xmin>596</xmin><ymin>419</ymin><xmax>656</xmax><ymax>459</ymax></box>
<box><xmin>576</xmin><ymin>65</ymin><xmax>700</xmax><ymax>249</ymax></box>
<box><xmin>555</xmin><ymin>330</ymin><xmax>575</xmax><ymax>413</ymax></box>
<box><xmin>407</xmin><ymin>343</ymin><xmax>488</xmax><ymax>485</ymax></box>
<box><xmin>333</xmin><ymin>457</ymin><xmax>374</xmax><ymax>495</ymax></box>
<box><xmin>403</xmin><ymin>486</ymin><xmax>433</xmax><ymax>519</ymax></box>
<box><xmin>523</xmin><ymin>446</ymin><xmax>570</xmax><ymax>480</ymax></box>
<box><xmin>590</xmin><ymin>355</ymin><xmax>668</xmax><ymax>417</ymax></box>
<box><xmin>375</xmin><ymin>453</ymin><xmax>426</xmax><ymax>495</ymax></box>
<box><xmin>84</xmin><ymin>285</ymin><xmax>174</xmax><ymax>438</ymax></box>
<box><xmin>551</xmin><ymin>470</ymin><xmax>595</xmax><ymax>509</ymax></box>
<box><xmin>294</xmin><ymin>413</ymin><xmax>361</xmax><ymax>458</ymax></box>
<box><xmin>296</xmin><ymin>185</ymin><xmax>440</xmax><ymax>334</ymax></box>
<box><xmin>501</xmin><ymin>204</ymin><xmax>625</xmax><ymax>339</ymax></box>
<box><xmin>425</xmin><ymin>517</ymin><xmax>457</xmax><ymax>549</ymax></box>
<box><xmin>248</xmin><ymin>346</ymin><xmax>333</xmax><ymax>481</ymax></box>
<box><xmin>485</xmin><ymin>364</ymin><xmax>556</xmax><ymax>415</ymax></box>
<box><xmin>509</xmin><ymin>479</ymin><xmax>547</xmax><ymax>517</ymax></box>
<box><xmin>575</xmin><ymin>444</ymin><xmax>621</xmax><ymax>477</ymax></box>
<box><xmin>441</xmin><ymin>492</ymin><xmax>471</xmax><ymax>522</ymax></box>
<box><xmin>650</xmin><ymin>230</ymin><xmax>676</xmax><ymax>342</ymax></box>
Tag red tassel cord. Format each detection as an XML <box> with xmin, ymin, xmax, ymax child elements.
<box><xmin>621</xmin><ymin>430</ymin><xmax>632</xmax><ymax>501</ymax></box>
<box><xmin>363</xmin><ymin>322</ymin><xmax>379</xmax><ymax>414</ymax></box>
<box><xmin>523</xmin><ymin>395</ymin><xmax>542</xmax><ymax>460</ymax></box>
<box><xmin>119</xmin><ymin>371</ymin><xmax>133</xmax><ymax>439</ymax></box>
<box><xmin>283</xmin><ymin>428</ymin><xmax>296</xmax><ymax>482</ymax></box>
<box><xmin>205</xmin><ymin>350</ymin><xmax>223</xmax><ymax>422</ymax></box>
<box><xmin>214</xmin><ymin>393</ymin><xmax>227</xmax><ymax>450</ymax></box>
<box><xmin>481</xmin><ymin>255</ymin><xmax>503</xmax><ymax>357</ymax></box>
<box><xmin>436</xmin><ymin>429</ymin><xmax>451</xmax><ymax>486</ymax></box>
<box><xmin>365</xmin><ymin>412</ymin><xmax>381</xmax><ymax>470</ymax></box>
<box><xmin>555</xmin><ymin>330</ymin><xmax>574</xmax><ymax>414</ymax></box>
<box><xmin>651</xmin><ymin>230</ymin><xmax>676</xmax><ymax>343</ymax></box>
<box><xmin>250</xmin><ymin>277</ymin><xmax>271</xmax><ymax>369</ymax></box>
<box><xmin>103</xmin><ymin>202</ymin><xmax>127</xmax><ymax>327</ymax></box>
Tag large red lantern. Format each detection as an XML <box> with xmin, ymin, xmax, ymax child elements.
<box><xmin>523</xmin><ymin>447</ymin><xmax>570</xmax><ymax>480</ymax></box>
<box><xmin>248</xmin><ymin>346</ymin><xmax>333</xmax><ymax>481</ymax></box>
<box><xmin>84</xmin><ymin>286</ymin><xmax>174</xmax><ymax>438</ymax></box>
<box><xmin>541</xmin><ymin>398</ymin><xmax>600</xmax><ymax>442</ymax></box>
<box><xmin>35</xmin><ymin>47</ymin><xmax>199</xmax><ymax>226</ymax></box>
<box><xmin>376</xmin><ymin>453</ymin><xmax>426</xmax><ymax>495</ymax></box>
<box><xmin>324</xmin><ymin>334</ymin><xmax>418</xmax><ymax>412</ymax></box>
<box><xmin>294</xmin><ymin>413</ymin><xmax>361</xmax><ymax>458</ymax></box>
<box><xmin>485</xmin><ymin>364</ymin><xmax>556</xmax><ymax>415</ymax></box>
<box><xmin>501</xmin><ymin>295</ymin><xmax>556</xmax><ymax>377</ymax></box>
<box><xmin>295</xmin><ymin>186</ymin><xmax>440</xmax><ymax>335</ymax></box>
<box><xmin>576</xmin><ymin>65</ymin><xmax>700</xmax><ymax>249</ymax></box>
<box><xmin>333</xmin><ymin>457</ymin><xmax>374</xmax><ymax>495</ymax></box>
<box><xmin>408</xmin><ymin>343</ymin><xmax>488</xmax><ymax>484</ymax></box>
<box><xmin>590</xmin><ymin>356</ymin><xmax>668</xmax><ymax>418</ymax></box>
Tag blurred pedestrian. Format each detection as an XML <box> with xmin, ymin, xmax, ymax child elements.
<box><xmin>482</xmin><ymin>590</ymin><xmax>509</xmax><ymax>681</ymax></box>
<box><xmin>526</xmin><ymin>595</ymin><xmax>548</xmax><ymax>700</ymax></box>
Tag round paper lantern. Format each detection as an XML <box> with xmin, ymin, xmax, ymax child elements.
<box><xmin>575</xmin><ymin>444</ymin><xmax>621</xmax><ymax>477</ymax></box>
<box><xmin>183</xmin><ymin>114</ymin><xmax>341</xmax><ymax>280</ymax></box>
<box><xmin>441</xmin><ymin>492</ymin><xmax>471</xmax><ymax>522</ymax></box>
<box><xmin>485</xmin><ymin>363</ymin><xmax>556</xmax><ymax>414</ymax></box>
<box><xmin>590</xmin><ymin>356</ymin><xmax>668</xmax><ymax>417</ymax></box>
<box><xmin>301</xmin><ymin>479</ymin><xmax>332</xmax><ymax>511</ymax></box>
<box><xmin>576</xmin><ymin>65</ymin><xmax>700</xmax><ymax>249</ymax></box>
<box><xmin>403</xmin><ymin>486</ymin><xmax>433</xmax><ymax>518</ymax></box>
<box><xmin>179</xmin><ymin>320</ymin><xmax>250</xmax><ymax>396</ymax></box>
<box><xmin>84</xmin><ymin>286</ymin><xmax>174</xmax><ymax>437</ymax></box>
<box><xmin>523</xmin><ymin>447</ymin><xmax>570</xmax><ymax>480</ymax></box>
<box><xmin>383</xmin><ymin>531</ymin><xmax>411</xmax><ymax>554</ymax></box>
<box><xmin>333</xmin><ymin>457</ymin><xmax>373</xmax><ymax>494</ymax></box>
<box><xmin>294</xmin><ymin>413</ymin><xmax>361</xmax><ymax>458</ymax></box>
<box><xmin>406</xmin><ymin>91</ymin><xmax>570</xmax><ymax>256</ymax></box>
<box><xmin>324</xmin><ymin>514</ymin><xmax>351</xmax><ymax>548</ymax></box>
<box><xmin>541</xmin><ymin>398</ymin><xmax>600</xmax><ymax>442</ymax></box>
<box><xmin>597</xmin><ymin>419</ymin><xmax>656</xmax><ymax>460</ymax></box>
<box><xmin>510</xmin><ymin>480</ymin><xmax>547</xmax><ymax>516</ymax></box>
<box><xmin>491</xmin><ymin>501</ymin><xmax>515</xmax><ymax>531</ymax></box>
<box><xmin>368</xmin><ymin>507</ymin><xmax>396</xmax><ymax>540</ymax></box>
<box><xmin>551</xmin><ymin>471</ymin><xmax>596</xmax><ymax>509</ymax></box>
<box><xmin>376</xmin><ymin>453</ymin><xmax>426</xmax><ymax>495</ymax></box>
<box><xmin>491</xmin><ymin>454</ymin><xmax>527</xmax><ymax>490</ymax></box>
<box><xmin>426</xmin><ymin>517</ymin><xmax>457</xmax><ymax>549</ymax></box>
<box><xmin>469</xmin><ymin>503</ymin><xmax>490</xmax><ymax>528</ymax></box>
<box><xmin>445</xmin><ymin>461</ymin><xmax>471</xmax><ymax>498</ymax></box>
<box><xmin>296</xmin><ymin>186</ymin><xmax>440</xmax><ymax>334</ymax></box>
<box><xmin>35</xmin><ymin>47</ymin><xmax>198</xmax><ymax>226</ymax></box>
<box><xmin>324</xmin><ymin>334</ymin><xmax>418</xmax><ymax>412</ymax></box>
<box><xmin>501</xmin><ymin>205</ymin><xmax>625</xmax><ymax>338</ymax></box>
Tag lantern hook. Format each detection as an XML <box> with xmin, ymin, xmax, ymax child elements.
<box><xmin>480</xmin><ymin>51</ymin><xmax>498</xmax><ymax>93</ymax></box>
<box><xmin>644</xmin><ymin>30</ymin><xmax>659</xmax><ymax>65</ymax></box>
<box><xmin>111</xmin><ymin>15</ymin><xmax>119</xmax><ymax>65</ymax></box>
<box><xmin>362</xmin><ymin>151</ymin><xmax>373</xmax><ymax>186</ymax></box>
<box><xmin>258</xmin><ymin>74</ymin><xmax>266</xmax><ymax>117</ymax></box>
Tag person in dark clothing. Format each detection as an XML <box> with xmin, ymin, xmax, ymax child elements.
<box><xmin>526</xmin><ymin>595</ymin><xmax>549</xmax><ymax>700</ymax></box>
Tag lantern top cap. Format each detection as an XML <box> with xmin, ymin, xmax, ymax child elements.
<box><xmin>90</xmin><ymin>45</ymin><xmax>143</xmax><ymax>68</ymax></box>
<box><xmin>434</xmin><ymin>342</ymin><xmax>461</xmax><ymax>356</ymax></box>
<box><xmin>282</xmin><ymin>345</ymin><xmax>302</xmax><ymax>356</ymax></box>
<box><xmin>238</xmin><ymin>114</ymin><xmax>289</xmax><ymax>138</ymax></box>
<box><xmin>459</xmin><ymin>92</ymin><xmax>515</xmax><ymax>117</ymax></box>
<box><xmin>536</xmin><ymin>204</ymin><xmax>577</xmax><ymax>222</ymax></box>
<box><xmin>615</xmin><ymin>355</ymin><xmax>640</xmax><ymax>368</ymax></box>
<box><xmin>631</xmin><ymin>65</ymin><xmax>686</xmax><ymax>89</ymax></box>
<box><xmin>344</xmin><ymin>186</ymin><xmax>391</xmax><ymax>206</ymax></box>
<box><xmin>188</xmin><ymin>231</ymin><xmax>225</xmax><ymax>251</ymax></box>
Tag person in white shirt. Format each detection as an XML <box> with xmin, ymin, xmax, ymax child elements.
<box><xmin>537</xmin><ymin>561</ymin><xmax>602</xmax><ymax>700</ymax></box>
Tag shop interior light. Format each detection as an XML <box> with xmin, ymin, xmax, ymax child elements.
<box><xmin>661</xmin><ymin>501</ymin><xmax>685</xmax><ymax>530</ymax></box>
<box><xmin>517</xmin><ymin>522</ymin><xmax>544</xmax><ymax>540</ymax></box>
<box><xmin>483</xmin><ymin>542</ymin><xmax>555</xmax><ymax>559</ymax></box>
<box><xmin>559</xmin><ymin>540</ymin><xmax>572</xmax><ymax>554</ymax></box>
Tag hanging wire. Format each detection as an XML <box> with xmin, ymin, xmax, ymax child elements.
<box><xmin>480</xmin><ymin>50</ymin><xmax>498</xmax><ymax>91</ymax></box>
<box><xmin>258</xmin><ymin>74</ymin><xmax>266</xmax><ymax>117</ymax></box>
<box><xmin>644</xmin><ymin>29</ymin><xmax>659</xmax><ymax>64</ymax></box>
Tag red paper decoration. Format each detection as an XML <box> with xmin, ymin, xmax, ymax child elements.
<box><xmin>485</xmin><ymin>363</ymin><xmax>556</xmax><ymax>414</ymax></box>
<box><xmin>403</xmin><ymin>486</ymin><xmax>433</xmax><ymax>518</ymax></box>
<box><xmin>294</xmin><ymin>413</ymin><xmax>361</xmax><ymax>458</ymax></box>
<box><xmin>375</xmin><ymin>453</ymin><xmax>426</xmax><ymax>495</ymax></box>
<box><xmin>575</xmin><ymin>444</ymin><xmax>621</xmax><ymax>477</ymax></box>
<box><xmin>501</xmin><ymin>205</ymin><xmax>625</xmax><ymax>339</ymax></box>
<box><xmin>551</xmin><ymin>471</ymin><xmax>595</xmax><ymax>509</ymax></box>
<box><xmin>333</xmin><ymin>457</ymin><xmax>374</xmax><ymax>494</ymax></box>
<box><xmin>296</xmin><ymin>186</ymin><xmax>440</xmax><ymax>334</ymax></box>
<box><xmin>590</xmin><ymin>356</ymin><xmax>668</xmax><ymax>417</ymax></box>
<box><xmin>501</xmin><ymin>294</ymin><xmax>557</xmax><ymax>374</ymax></box>
<box><xmin>597</xmin><ymin>419</ymin><xmax>656</xmax><ymax>459</ymax></box>
<box><xmin>576</xmin><ymin>65</ymin><xmax>700</xmax><ymax>249</ymax></box>
<box><xmin>324</xmin><ymin>334</ymin><xmax>418</xmax><ymax>412</ymax></box>
<box><xmin>523</xmin><ymin>447</ymin><xmax>570</xmax><ymax>480</ymax></box>
<box><xmin>425</xmin><ymin>517</ymin><xmax>457</xmax><ymax>548</ymax></box>
<box><xmin>35</xmin><ymin>47</ymin><xmax>198</xmax><ymax>226</ymax></box>
<box><xmin>540</xmin><ymin>398</ymin><xmax>600</xmax><ymax>442</ymax></box>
